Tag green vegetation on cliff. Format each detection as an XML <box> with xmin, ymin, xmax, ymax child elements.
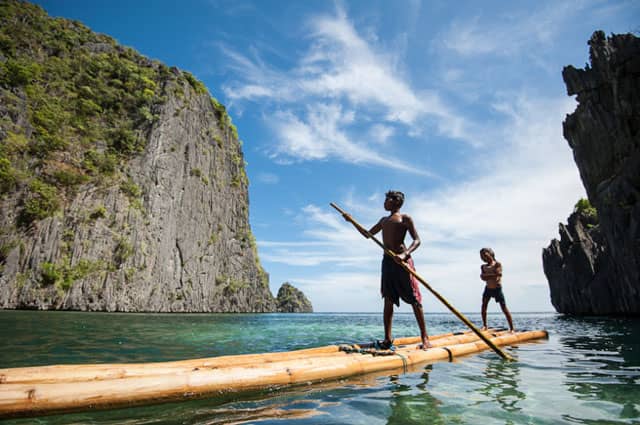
<box><xmin>574</xmin><ymin>198</ymin><xmax>598</xmax><ymax>223</ymax></box>
<box><xmin>0</xmin><ymin>0</ymin><xmax>166</xmax><ymax>223</ymax></box>
<box><xmin>0</xmin><ymin>0</ymin><xmax>269</xmax><ymax>308</ymax></box>
<box><xmin>0</xmin><ymin>0</ymin><xmax>241</xmax><ymax>225</ymax></box>
<box><xmin>276</xmin><ymin>282</ymin><xmax>313</xmax><ymax>313</ymax></box>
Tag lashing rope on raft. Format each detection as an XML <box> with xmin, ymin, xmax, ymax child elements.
<box><xmin>339</xmin><ymin>344</ymin><xmax>397</xmax><ymax>356</ymax></box>
<box><xmin>394</xmin><ymin>352</ymin><xmax>408</xmax><ymax>373</ymax></box>
<box><xmin>338</xmin><ymin>344</ymin><xmax>409</xmax><ymax>372</ymax></box>
<box><xmin>441</xmin><ymin>346</ymin><xmax>454</xmax><ymax>362</ymax></box>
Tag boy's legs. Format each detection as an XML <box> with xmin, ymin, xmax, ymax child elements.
<box><xmin>499</xmin><ymin>302</ymin><xmax>515</xmax><ymax>331</ymax></box>
<box><xmin>411</xmin><ymin>303</ymin><xmax>432</xmax><ymax>349</ymax></box>
<box><xmin>481</xmin><ymin>297</ymin><xmax>490</xmax><ymax>330</ymax></box>
<box><xmin>383</xmin><ymin>298</ymin><xmax>394</xmax><ymax>344</ymax></box>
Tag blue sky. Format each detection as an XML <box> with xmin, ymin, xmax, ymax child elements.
<box><xmin>34</xmin><ymin>0</ymin><xmax>638</xmax><ymax>313</ymax></box>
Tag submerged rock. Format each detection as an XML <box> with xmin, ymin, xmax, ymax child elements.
<box><xmin>543</xmin><ymin>31</ymin><xmax>640</xmax><ymax>315</ymax></box>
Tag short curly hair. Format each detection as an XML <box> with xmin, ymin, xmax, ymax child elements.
<box><xmin>480</xmin><ymin>247</ymin><xmax>495</xmax><ymax>259</ymax></box>
<box><xmin>385</xmin><ymin>190</ymin><xmax>405</xmax><ymax>207</ymax></box>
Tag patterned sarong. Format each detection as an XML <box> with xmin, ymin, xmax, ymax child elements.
<box><xmin>381</xmin><ymin>255</ymin><xmax>422</xmax><ymax>307</ymax></box>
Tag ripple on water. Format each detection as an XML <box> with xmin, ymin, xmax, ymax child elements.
<box><xmin>1</xmin><ymin>311</ymin><xmax>639</xmax><ymax>424</ymax></box>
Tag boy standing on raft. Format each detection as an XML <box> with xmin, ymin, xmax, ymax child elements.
<box><xmin>345</xmin><ymin>191</ymin><xmax>431</xmax><ymax>350</ymax></box>
<box><xmin>480</xmin><ymin>247</ymin><xmax>515</xmax><ymax>332</ymax></box>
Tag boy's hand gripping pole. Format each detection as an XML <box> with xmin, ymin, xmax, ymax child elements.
<box><xmin>330</xmin><ymin>202</ymin><xmax>514</xmax><ymax>361</ymax></box>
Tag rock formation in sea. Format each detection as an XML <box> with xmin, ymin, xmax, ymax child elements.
<box><xmin>0</xmin><ymin>0</ymin><xmax>309</xmax><ymax>312</ymax></box>
<box><xmin>276</xmin><ymin>282</ymin><xmax>313</xmax><ymax>313</ymax></box>
<box><xmin>542</xmin><ymin>31</ymin><xmax>640</xmax><ymax>315</ymax></box>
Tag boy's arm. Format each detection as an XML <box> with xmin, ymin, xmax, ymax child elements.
<box><xmin>480</xmin><ymin>270</ymin><xmax>494</xmax><ymax>280</ymax></box>
<box><xmin>368</xmin><ymin>218</ymin><xmax>383</xmax><ymax>236</ymax></box>
<box><xmin>494</xmin><ymin>262</ymin><xmax>503</xmax><ymax>279</ymax></box>
<box><xmin>399</xmin><ymin>214</ymin><xmax>421</xmax><ymax>261</ymax></box>
<box><xmin>481</xmin><ymin>263</ymin><xmax>501</xmax><ymax>279</ymax></box>
<box><xmin>341</xmin><ymin>213</ymin><xmax>381</xmax><ymax>239</ymax></box>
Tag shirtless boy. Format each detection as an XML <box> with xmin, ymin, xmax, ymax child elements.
<box><xmin>480</xmin><ymin>247</ymin><xmax>514</xmax><ymax>332</ymax></box>
<box><xmin>347</xmin><ymin>191</ymin><xmax>431</xmax><ymax>350</ymax></box>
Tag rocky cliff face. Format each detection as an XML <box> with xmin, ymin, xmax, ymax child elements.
<box><xmin>276</xmin><ymin>282</ymin><xmax>313</xmax><ymax>313</ymax></box>
<box><xmin>0</xmin><ymin>1</ymin><xmax>307</xmax><ymax>312</ymax></box>
<box><xmin>543</xmin><ymin>31</ymin><xmax>640</xmax><ymax>315</ymax></box>
<box><xmin>543</xmin><ymin>208</ymin><xmax>617</xmax><ymax>313</ymax></box>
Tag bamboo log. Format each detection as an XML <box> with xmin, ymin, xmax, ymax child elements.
<box><xmin>0</xmin><ymin>329</ymin><xmax>501</xmax><ymax>384</ymax></box>
<box><xmin>0</xmin><ymin>329</ymin><xmax>547</xmax><ymax>418</ymax></box>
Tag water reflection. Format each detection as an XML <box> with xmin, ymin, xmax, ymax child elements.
<box><xmin>3</xmin><ymin>311</ymin><xmax>640</xmax><ymax>424</ymax></box>
<box><xmin>385</xmin><ymin>366</ymin><xmax>445</xmax><ymax>425</ymax></box>
<box><xmin>456</xmin><ymin>354</ymin><xmax>526</xmax><ymax>415</ymax></box>
<box><xmin>557</xmin><ymin>316</ymin><xmax>640</xmax><ymax>422</ymax></box>
<box><xmin>479</xmin><ymin>356</ymin><xmax>525</xmax><ymax>413</ymax></box>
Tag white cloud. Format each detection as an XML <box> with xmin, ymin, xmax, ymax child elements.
<box><xmin>398</xmin><ymin>94</ymin><xmax>584</xmax><ymax>312</ymax></box>
<box><xmin>369</xmin><ymin>124</ymin><xmax>394</xmax><ymax>145</ymax></box>
<box><xmin>259</xmin><ymin>241</ymin><xmax>336</xmax><ymax>247</ymax></box>
<box><xmin>219</xmin><ymin>44</ymin><xmax>299</xmax><ymax>102</ymax></box>
<box><xmin>257</xmin><ymin>172</ymin><xmax>279</xmax><ymax>184</ymax></box>
<box><xmin>258</xmin><ymin>94</ymin><xmax>585</xmax><ymax>313</ymax></box>
<box><xmin>298</xmin><ymin>11</ymin><xmax>471</xmax><ymax>138</ymax></box>
<box><xmin>292</xmin><ymin>272</ymin><xmax>381</xmax><ymax>312</ymax></box>
<box><xmin>209</xmin><ymin>1</ymin><xmax>617</xmax><ymax>314</ymax></box>
<box><xmin>218</xmin><ymin>6</ymin><xmax>478</xmax><ymax>170</ymax></box>
<box><xmin>268</xmin><ymin>103</ymin><xmax>433</xmax><ymax>175</ymax></box>
<box><xmin>257</xmin><ymin>204</ymin><xmax>381</xmax><ymax>269</ymax></box>
<box><xmin>226</xmin><ymin>84</ymin><xmax>273</xmax><ymax>100</ymax></box>
<box><xmin>300</xmin><ymin>11</ymin><xmax>425</xmax><ymax>124</ymax></box>
<box><xmin>439</xmin><ymin>2</ymin><xmax>588</xmax><ymax>58</ymax></box>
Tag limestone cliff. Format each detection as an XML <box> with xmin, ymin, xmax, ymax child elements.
<box><xmin>543</xmin><ymin>31</ymin><xmax>640</xmax><ymax>315</ymax></box>
<box><xmin>0</xmin><ymin>1</ymin><xmax>306</xmax><ymax>312</ymax></box>
<box><xmin>276</xmin><ymin>282</ymin><xmax>313</xmax><ymax>313</ymax></box>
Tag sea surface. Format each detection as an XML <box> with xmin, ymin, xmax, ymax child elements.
<box><xmin>1</xmin><ymin>311</ymin><xmax>639</xmax><ymax>424</ymax></box>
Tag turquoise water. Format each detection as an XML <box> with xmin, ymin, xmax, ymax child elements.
<box><xmin>1</xmin><ymin>311</ymin><xmax>639</xmax><ymax>424</ymax></box>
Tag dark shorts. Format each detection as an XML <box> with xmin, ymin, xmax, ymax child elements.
<box><xmin>483</xmin><ymin>286</ymin><xmax>506</xmax><ymax>304</ymax></box>
<box><xmin>381</xmin><ymin>255</ymin><xmax>422</xmax><ymax>307</ymax></box>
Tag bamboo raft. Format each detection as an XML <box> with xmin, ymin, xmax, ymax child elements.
<box><xmin>0</xmin><ymin>328</ymin><xmax>547</xmax><ymax>418</ymax></box>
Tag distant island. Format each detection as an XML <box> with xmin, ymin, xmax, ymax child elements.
<box><xmin>543</xmin><ymin>31</ymin><xmax>639</xmax><ymax>315</ymax></box>
<box><xmin>0</xmin><ymin>0</ymin><xmax>312</xmax><ymax>312</ymax></box>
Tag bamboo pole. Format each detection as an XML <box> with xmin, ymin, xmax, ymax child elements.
<box><xmin>330</xmin><ymin>202</ymin><xmax>515</xmax><ymax>361</ymax></box>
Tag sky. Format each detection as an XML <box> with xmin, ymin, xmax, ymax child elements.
<box><xmin>33</xmin><ymin>0</ymin><xmax>639</xmax><ymax>313</ymax></box>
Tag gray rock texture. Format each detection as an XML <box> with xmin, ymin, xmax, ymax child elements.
<box><xmin>0</xmin><ymin>1</ymin><xmax>310</xmax><ymax>312</ymax></box>
<box><xmin>543</xmin><ymin>210</ymin><xmax>616</xmax><ymax>313</ymax></box>
<box><xmin>0</xmin><ymin>77</ymin><xmax>275</xmax><ymax>312</ymax></box>
<box><xmin>276</xmin><ymin>282</ymin><xmax>313</xmax><ymax>313</ymax></box>
<box><xmin>543</xmin><ymin>31</ymin><xmax>640</xmax><ymax>315</ymax></box>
